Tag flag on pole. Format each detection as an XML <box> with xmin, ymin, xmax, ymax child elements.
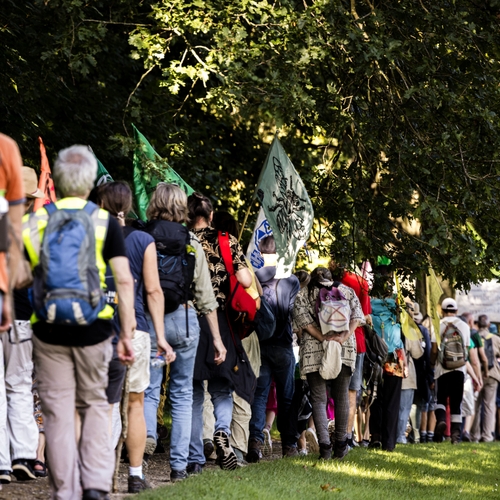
<box><xmin>246</xmin><ymin>207</ymin><xmax>273</xmax><ymax>270</ymax></box>
<box><xmin>33</xmin><ymin>137</ymin><xmax>57</xmax><ymax>211</ymax></box>
<box><xmin>394</xmin><ymin>274</ymin><xmax>422</xmax><ymax>341</ymax></box>
<box><xmin>427</xmin><ymin>268</ymin><xmax>444</xmax><ymax>346</ymax></box>
<box><xmin>256</xmin><ymin>136</ymin><xmax>314</xmax><ymax>277</ymax></box>
<box><xmin>132</xmin><ymin>124</ymin><xmax>194</xmax><ymax>220</ymax></box>
<box><xmin>95</xmin><ymin>156</ymin><xmax>114</xmax><ymax>186</ymax></box>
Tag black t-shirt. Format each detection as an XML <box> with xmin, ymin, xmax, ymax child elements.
<box><xmin>33</xmin><ymin>215</ymin><xmax>128</xmax><ymax>346</ymax></box>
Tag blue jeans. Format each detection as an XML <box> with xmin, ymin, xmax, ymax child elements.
<box><xmin>189</xmin><ymin>377</ymin><xmax>233</xmax><ymax>466</ymax></box>
<box><xmin>143</xmin><ymin>305</ymin><xmax>200</xmax><ymax>472</ymax></box>
<box><xmin>397</xmin><ymin>388</ymin><xmax>414</xmax><ymax>444</ymax></box>
<box><xmin>249</xmin><ymin>344</ymin><xmax>296</xmax><ymax>447</ymax></box>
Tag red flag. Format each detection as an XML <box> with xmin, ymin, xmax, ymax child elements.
<box><xmin>33</xmin><ymin>137</ymin><xmax>57</xmax><ymax>211</ymax></box>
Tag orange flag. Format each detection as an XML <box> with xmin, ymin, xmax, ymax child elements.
<box><xmin>33</xmin><ymin>137</ymin><xmax>57</xmax><ymax>211</ymax></box>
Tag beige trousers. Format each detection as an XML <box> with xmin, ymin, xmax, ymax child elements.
<box><xmin>33</xmin><ymin>335</ymin><xmax>113</xmax><ymax>500</ymax></box>
<box><xmin>471</xmin><ymin>376</ymin><xmax>499</xmax><ymax>442</ymax></box>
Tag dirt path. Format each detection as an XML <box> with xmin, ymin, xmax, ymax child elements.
<box><xmin>0</xmin><ymin>443</ymin><xmax>284</xmax><ymax>499</ymax></box>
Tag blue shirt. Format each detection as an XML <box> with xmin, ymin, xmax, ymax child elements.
<box><xmin>125</xmin><ymin>229</ymin><xmax>155</xmax><ymax>332</ymax></box>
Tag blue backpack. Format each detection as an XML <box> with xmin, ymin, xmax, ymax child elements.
<box><xmin>32</xmin><ymin>202</ymin><xmax>106</xmax><ymax>325</ymax></box>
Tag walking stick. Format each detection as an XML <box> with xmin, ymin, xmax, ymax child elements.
<box><xmin>113</xmin><ymin>367</ymin><xmax>130</xmax><ymax>493</ymax></box>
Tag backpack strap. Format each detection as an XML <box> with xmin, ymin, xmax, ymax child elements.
<box><xmin>44</xmin><ymin>203</ymin><xmax>58</xmax><ymax>216</ymax></box>
<box><xmin>218</xmin><ymin>231</ymin><xmax>235</xmax><ymax>275</ymax></box>
<box><xmin>83</xmin><ymin>201</ymin><xmax>99</xmax><ymax>216</ymax></box>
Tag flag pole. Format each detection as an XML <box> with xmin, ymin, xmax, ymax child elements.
<box><xmin>238</xmin><ymin>133</ymin><xmax>279</xmax><ymax>242</ymax></box>
<box><xmin>238</xmin><ymin>199</ymin><xmax>255</xmax><ymax>242</ymax></box>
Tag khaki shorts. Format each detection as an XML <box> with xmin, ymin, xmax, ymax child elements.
<box><xmin>462</xmin><ymin>374</ymin><xmax>475</xmax><ymax>417</ymax></box>
<box><xmin>129</xmin><ymin>330</ymin><xmax>151</xmax><ymax>393</ymax></box>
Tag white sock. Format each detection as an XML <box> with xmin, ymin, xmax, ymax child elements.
<box><xmin>129</xmin><ymin>465</ymin><xmax>143</xmax><ymax>478</ymax></box>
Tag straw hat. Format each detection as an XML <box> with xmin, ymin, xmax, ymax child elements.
<box><xmin>22</xmin><ymin>167</ymin><xmax>44</xmax><ymax>199</ymax></box>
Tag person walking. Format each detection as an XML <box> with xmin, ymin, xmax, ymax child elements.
<box><xmin>431</xmin><ymin>298</ymin><xmax>470</xmax><ymax>444</ymax></box>
<box><xmin>293</xmin><ymin>267</ymin><xmax>363</xmax><ymax>460</ymax></box>
<box><xmin>98</xmin><ymin>182</ymin><xmax>176</xmax><ymax>492</ymax></box>
<box><xmin>247</xmin><ymin>235</ymin><xmax>300</xmax><ymax>461</ymax></box>
<box><xmin>471</xmin><ymin>314</ymin><xmax>500</xmax><ymax>442</ymax></box>
<box><xmin>143</xmin><ymin>184</ymin><xmax>226</xmax><ymax>481</ymax></box>
<box><xmin>23</xmin><ymin>145</ymin><xmax>136</xmax><ymax>500</ymax></box>
<box><xmin>0</xmin><ymin>134</ymin><xmax>30</xmax><ymax>485</ymax></box>
<box><xmin>187</xmin><ymin>192</ymin><xmax>256</xmax><ymax>472</ymax></box>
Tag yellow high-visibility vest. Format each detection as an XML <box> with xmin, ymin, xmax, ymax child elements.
<box><xmin>22</xmin><ymin>197</ymin><xmax>114</xmax><ymax>323</ymax></box>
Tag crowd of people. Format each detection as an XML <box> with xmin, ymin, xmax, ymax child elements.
<box><xmin>1</xmin><ymin>134</ymin><xmax>500</xmax><ymax>500</ymax></box>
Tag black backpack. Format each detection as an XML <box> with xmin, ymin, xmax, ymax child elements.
<box><xmin>144</xmin><ymin>220</ymin><xmax>196</xmax><ymax>314</ymax></box>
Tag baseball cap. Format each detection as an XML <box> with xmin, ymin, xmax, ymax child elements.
<box><xmin>441</xmin><ymin>297</ymin><xmax>458</xmax><ymax>312</ymax></box>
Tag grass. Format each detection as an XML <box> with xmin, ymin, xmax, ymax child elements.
<box><xmin>136</xmin><ymin>442</ymin><xmax>500</xmax><ymax>500</ymax></box>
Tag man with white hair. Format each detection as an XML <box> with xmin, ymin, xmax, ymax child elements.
<box><xmin>22</xmin><ymin>145</ymin><xmax>136</xmax><ymax>500</ymax></box>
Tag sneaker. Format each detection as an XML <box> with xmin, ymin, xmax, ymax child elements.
<box><xmin>333</xmin><ymin>440</ymin><xmax>349</xmax><ymax>460</ymax></box>
<box><xmin>186</xmin><ymin>463</ymin><xmax>203</xmax><ymax>475</ymax></box>
<box><xmin>305</xmin><ymin>428</ymin><xmax>319</xmax><ymax>454</ymax></box>
<box><xmin>82</xmin><ymin>490</ymin><xmax>110</xmax><ymax>500</ymax></box>
<box><xmin>359</xmin><ymin>439</ymin><xmax>370</xmax><ymax>448</ymax></box>
<box><xmin>368</xmin><ymin>440</ymin><xmax>381</xmax><ymax>449</ymax></box>
<box><xmin>170</xmin><ymin>469</ymin><xmax>188</xmax><ymax>482</ymax></box>
<box><xmin>144</xmin><ymin>436</ymin><xmax>157</xmax><ymax>456</ymax></box>
<box><xmin>203</xmin><ymin>439</ymin><xmax>216</xmax><ymax>461</ymax></box>
<box><xmin>433</xmin><ymin>421</ymin><xmax>446</xmax><ymax>443</ymax></box>
<box><xmin>298</xmin><ymin>448</ymin><xmax>308</xmax><ymax>456</ymax></box>
<box><xmin>262</xmin><ymin>428</ymin><xmax>273</xmax><ymax>456</ymax></box>
<box><xmin>282</xmin><ymin>445</ymin><xmax>299</xmax><ymax>458</ymax></box>
<box><xmin>234</xmin><ymin>448</ymin><xmax>248</xmax><ymax>467</ymax></box>
<box><xmin>246</xmin><ymin>438</ymin><xmax>262</xmax><ymax>463</ymax></box>
<box><xmin>12</xmin><ymin>459</ymin><xmax>36</xmax><ymax>481</ymax></box>
<box><xmin>0</xmin><ymin>470</ymin><xmax>11</xmax><ymax>484</ymax></box>
<box><xmin>346</xmin><ymin>437</ymin><xmax>359</xmax><ymax>449</ymax></box>
<box><xmin>462</xmin><ymin>431</ymin><xmax>471</xmax><ymax>442</ymax></box>
<box><xmin>128</xmin><ymin>475</ymin><xmax>151</xmax><ymax>493</ymax></box>
<box><xmin>213</xmin><ymin>431</ymin><xmax>238</xmax><ymax>470</ymax></box>
<box><xmin>319</xmin><ymin>443</ymin><xmax>332</xmax><ymax>460</ymax></box>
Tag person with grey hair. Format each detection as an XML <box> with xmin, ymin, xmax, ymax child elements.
<box><xmin>22</xmin><ymin>145</ymin><xmax>136</xmax><ymax>500</ymax></box>
<box><xmin>52</xmin><ymin>145</ymin><xmax>98</xmax><ymax>198</ymax></box>
<box><xmin>143</xmin><ymin>184</ymin><xmax>227</xmax><ymax>481</ymax></box>
<box><xmin>471</xmin><ymin>314</ymin><xmax>500</xmax><ymax>442</ymax></box>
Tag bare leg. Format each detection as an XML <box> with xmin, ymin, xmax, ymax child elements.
<box><xmin>363</xmin><ymin>407</ymin><xmax>371</xmax><ymax>441</ymax></box>
<box><xmin>126</xmin><ymin>392</ymin><xmax>146</xmax><ymax>468</ymax></box>
<box><xmin>33</xmin><ymin>433</ymin><xmax>46</xmax><ymax>473</ymax></box>
<box><xmin>264</xmin><ymin>410</ymin><xmax>276</xmax><ymax>431</ymax></box>
<box><xmin>427</xmin><ymin>411</ymin><xmax>436</xmax><ymax>433</ymax></box>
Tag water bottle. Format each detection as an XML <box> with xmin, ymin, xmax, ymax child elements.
<box><xmin>151</xmin><ymin>355</ymin><xmax>167</xmax><ymax>368</ymax></box>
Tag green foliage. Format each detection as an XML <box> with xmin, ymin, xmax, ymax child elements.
<box><xmin>3</xmin><ymin>0</ymin><xmax>500</xmax><ymax>287</ymax></box>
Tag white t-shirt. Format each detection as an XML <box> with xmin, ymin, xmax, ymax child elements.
<box><xmin>432</xmin><ymin>316</ymin><xmax>470</xmax><ymax>379</ymax></box>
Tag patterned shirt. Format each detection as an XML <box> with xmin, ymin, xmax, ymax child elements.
<box><xmin>191</xmin><ymin>226</ymin><xmax>248</xmax><ymax>308</ymax></box>
<box><xmin>293</xmin><ymin>283</ymin><xmax>364</xmax><ymax>377</ymax></box>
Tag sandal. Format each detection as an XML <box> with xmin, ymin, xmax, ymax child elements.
<box><xmin>33</xmin><ymin>459</ymin><xmax>47</xmax><ymax>478</ymax></box>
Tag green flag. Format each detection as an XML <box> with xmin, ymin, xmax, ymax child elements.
<box><xmin>256</xmin><ymin>136</ymin><xmax>314</xmax><ymax>277</ymax></box>
<box><xmin>132</xmin><ymin>124</ymin><xmax>194</xmax><ymax>220</ymax></box>
<box><xmin>95</xmin><ymin>156</ymin><xmax>114</xmax><ymax>187</ymax></box>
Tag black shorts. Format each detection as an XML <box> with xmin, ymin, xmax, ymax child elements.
<box><xmin>106</xmin><ymin>343</ymin><xmax>126</xmax><ymax>404</ymax></box>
